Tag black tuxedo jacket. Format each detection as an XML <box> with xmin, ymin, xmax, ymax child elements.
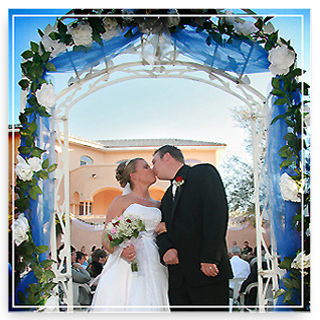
<box><xmin>157</xmin><ymin>164</ymin><xmax>233</xmax><ymax>289</ymax></box>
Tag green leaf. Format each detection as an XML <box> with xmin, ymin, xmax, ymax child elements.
<box><xmin>42</xmin><ymin>52</ymin><xmax>51</xmax><ymax>62</ymax></box>
<box><xmin>31</xmin><ymin>147</ymin><xmax>46</xmax><ymax>158</ymax></box>
<box><xmin>47</xmin><ymin>163</ymin><xmax>58</xmax><ymax>172</ymax></box>
<box><xmin>39</xmin><ymin>170</ymin><xmax>49</xmax><ymax>180</ymax></box>
<box><xmin>44</xmin><ymin>269</ymin><xmax>56</xmax><ymax>278</ymax></box>
<box><xmin>41</xmin><ymin>259</ymin><xmax>54</xmax><ymax>269</ymax></box>
<box><xmin>28</xmin><ymin>96</ymin><xmax>37</xmax><ymax>106</ymax></box>
<box><xmin>270</xmin><ymin>114</ymin><xmax>285</xmax><ymax>125</ymax></box>
<box><xmin>274</xmin><ymin>288</ymin><xmax>285</xmax><ymax>299</ymax></box>
<box><xmin>284</xmin><ymin>133</ymin><xmax>296</xmax><ymax>141</ymax></box>
<box><xmin>30</xmin><ymin>41</ymin><xmax>39</xmax><ymax>53</ymax></box>
<box><xmin>283</xmin><ymin>289</ymin><xmax>293</xmax><ymax>303</ymax></box>
<box><xmin>279</xmin><ymin>257</ymin><xmax>293</xmax><ymax>270</ymax></box>
<box><xmin>272</xmin><ymin>77</ymin><xmax>280</xmax><ymax>89</ymax></box>
<box><xmin>206</xmin><ymin>35</ymin><xmax>212</xmax><ymax>46</ymax></box>
<box><xmin>42</xmin><ymin>158</ymin><xmax>49</xmax><ymax>169</ymax></box>
<box><xmin>275</xmin><ymin>98</ymin><xmax>286</xmax><ymax>105</ymax></box>
<box><xmin>38</xmin><ymin>28</ymin><xmax>44</xmax><ymax>38</ymax></box>
<box><xmin>49</xmin><ymin>31</ymin><xmax>60</xmax><ymax>41</ymax></box>
<box><xmin>18</xmin><ymin>79</ymin><xmax>30</xmax><ymax>90</ymax></box>
<box><xmin>17</xmin><ymin>290</ymin><xmax>26</xmax><ymax>303</ymax></box>
<box><xmin>283</xmin><ymin>277</ymin><xmax>294</xmax><ymax>289</ymax></box>
<box><xmin>29</xmin><ymin>188</ymin><xmax>38</xmax><ymax>200</ymax></box>
<box><xmin>279</xmin><ymin>148</ymin><xmax>292</xmax><ymax>158</ymax></box>
<box><xmin>45</xmin><ymin>62</ymin><xmax>57</xmax><ymax>72</ymax></box>
<box><xmin>29</xmin><ymin>283</ymin><xmax>40</xmax><ymax>293</ymax></box>
<box><xmin>32</xmin><ymin>185</ymin><xmax>43</xmax><ymax>195</ymax></box>
<box><xmin>36</xmin><ymin>245</ymin><xmax>49</xmax><ymax>254</ymax></box>
<box><xmin>29</xmin><ymin>121</ymin><xmax>38</xmax><ymax>133</ymax></box>
<box><xmin>57</xmin><ymin>20</ymin><xmax>67</xmax><ymax>34</ymax></box>
<box><xmin>280</xmin><ymin>159</ymin><xmax>293</xmax><ymax>169</ymax></box>
<box><xmin>21</xmin><ymin>50</ymin><xmax>34</xmax><ymax>60</ymax></box>
<box><xmin>18</xmin><ymin>146</ymin><xmax>31</xmax><ymax>155</ymax></box>
<box><xmin>271</xmin><ymin>89</ymin><xmax>286</xmax><ymax>97</ymax></box>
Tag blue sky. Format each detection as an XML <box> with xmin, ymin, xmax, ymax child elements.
<box><xmin>8</xmin><ymin>7</ymin><xmax>311</xmax><ymax>163</ymax></box>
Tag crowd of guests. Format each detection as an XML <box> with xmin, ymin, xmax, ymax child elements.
<box><xmin>57</xmin><ymin>244</ymin><xmax>108</xmax><ymax>307</ymax></box>
<box><xmin>228</xmin><ymin>240</ymin><xmax>267</xmax><ymax>309</ymax></box>
<box><xmin>60</xmin><ymin>240</ymin><xmax>264</xmax><ymax>309</ymax></box>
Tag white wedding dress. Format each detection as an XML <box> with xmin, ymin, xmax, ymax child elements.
<box><xmin>90</xmin><ymin>203</ymin><xmax>169</xmax><ymax>313</ymax></box>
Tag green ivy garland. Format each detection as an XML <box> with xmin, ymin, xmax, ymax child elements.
<box><xmin>14</xmin><ymin>9</ymin><xmax>310</xmax><ymax>309</ymax></box>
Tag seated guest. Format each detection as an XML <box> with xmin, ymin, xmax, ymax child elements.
<box><xmin>239</xmin><ymin>246</ymin><xmax>267</xmax><ymax>307</ymax></box>
<box><xmin>229</xmin><ymin>246</ymin><xmax>250</xmax><ymax>289</ymax></box>
<box><xmin>242</xmin><ymin>240</ymin><xmax>253</xmax><ymax>255</ymax></box>
<box><xmin>71</xmin><ymin>247</ymin><xmax>92</xmax><ymax>306</ymax></box>
<box><xmin>86</xmin><ymin>248</ymin><xmax>107</xmax><ymax>279</ymax></box>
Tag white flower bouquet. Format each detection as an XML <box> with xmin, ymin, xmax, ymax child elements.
<box><xmin>104</xmin><ymin>215</ymin><xmax>146</xmax><ymax>272</ymax></box>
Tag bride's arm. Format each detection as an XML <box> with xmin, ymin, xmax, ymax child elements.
<box><xmin>101</xmin><ymin>196</ymin><xmax>124</xmax><ymax>254</ymax></box>
<box><xmin>101</xmin><ymin>197</ymin><xmax>136</xmax><ymax>262</ymax></box>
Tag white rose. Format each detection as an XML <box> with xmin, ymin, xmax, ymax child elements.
<box><xmin>224</xmin><ymin>10</ymin><xmax>235</xmax><ymax>25</ymax></box>
<box><xmin>234</xmin><ymin>20</ymin><xmax>258</xmax><ymax>36</ymax></box>
<box><xmin>15</xmin><ymin>155</ymin><xmax>33</xmax><ymax>181</ymax></box>
<box><xmin>280</xmin><ymin>172</ymin><xmax>301</xmax><ymax>202</ymax></box>
<box><xmin>69</xmin><ymin>23</ymin><xmax>93</xmax><ymax>47</ymax></box>
<box><xmin>268</xmin><ymin>44</ymin><xmax>295</xmax><ymax>75</ymax></box>
<box><xmin>28</xmin><ymin>157</ymin><xmax>42</xmax><ymax>172</ymax></box>
<box><xmin>13</xmin><ymin>214</ymin><xmax>30</xmax><ymax>246</ymax></box>
<box><xmin>101</xmin><ymin>18</ymin><xmax>121</xmax><ymax>41</ymax></box>
<box><xmin>36</xmin><ymin>83</ymin><xmax>56</xmax><ymax>111</ymax></box>
<box><xmin>167</xmin><ymin>9</ymin><xmax>180</xmax><ymax>28</ymax></box>
<box><xmin>41</xmin><ymin>24</ymin><xmax>67</xmax><ymax>58</ymax></box>
<box><xmin>291</xmin><ymin>252</ymin><xmax>310</xmax><ymax>271</ymax></box>
<box><xmin>264</xmin><ymin>22</ymin><xmax>275</xmax><ymax>34</ymax></box>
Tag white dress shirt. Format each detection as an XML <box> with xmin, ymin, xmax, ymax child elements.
<box><xmin>229</xmin><ymin>255</ymin><xmax>250</xmax><ymax>288</ymax></box>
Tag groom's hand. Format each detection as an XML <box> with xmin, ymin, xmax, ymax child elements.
<box><xmin>163</xmin><ymin>249</ymin><xmax>179</xmax><ymax>265</ymax></box>
<box><xmin>201</xmin><ymin>263</ymin><xmax>219</xmax><ymax>277</ymax></box>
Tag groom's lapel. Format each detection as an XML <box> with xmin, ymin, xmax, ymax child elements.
<box><xmin>171</xmin><ymin>165</ymin><xmax>190</xmax><ymax>220</ymax></box>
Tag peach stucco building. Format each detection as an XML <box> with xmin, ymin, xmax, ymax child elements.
<box><xmin>9</xmin><ymin>126</ymin><xmax>264</xmax><ymax>252</ymax></box>
<box><xmin>10</xmin><ymin>126</ymin><xmax>239</xmax><ymax>249</ymax></box>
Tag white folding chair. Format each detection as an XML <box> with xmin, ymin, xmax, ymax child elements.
<box><xmin>229</xmin><ymin>277</ymin><xmax>246</xmax><ymax>312</ymax></box>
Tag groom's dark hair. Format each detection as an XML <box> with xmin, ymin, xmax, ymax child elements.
<box><xmin>154</xmin><ymin>145</ymin><xmax>185</xmax><ymax>163</ymax></box>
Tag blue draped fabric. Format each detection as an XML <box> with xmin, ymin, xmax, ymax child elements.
<box><xmin>16</xmin><ymin>105</ymin><xmax>56</xmax><ymax>305</ymax></box>
<box><xmin>262</xmin><ymin>88</ymin><xmax>302</xmax><ymax>308</ymax></box>
<box><xmin>48</xmin><ymin>25</ymin><xmax>270</xmax><ymax>76</ymax></box>
<box><xmin>171</xmin><ymin>26</ymin><xmax>270</xmax><ymax>75</ymax></box>
<box><xmin>49</xmin><ymin>26</ymin><xmax>142</xmax><ymax>74</ymax></box>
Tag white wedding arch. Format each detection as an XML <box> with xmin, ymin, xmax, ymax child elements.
<box><xmin>13</xmin><ymin>9</ymin><xmax>309</xmax><ymax>312</ymax></box>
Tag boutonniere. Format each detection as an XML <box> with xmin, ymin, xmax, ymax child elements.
<box><xmin>173</xmin><ymin>176</ymin><xmax>185</xmax><ymax>190</ymax></box>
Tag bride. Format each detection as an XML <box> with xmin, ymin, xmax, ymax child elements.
<box><xmin>90</xmin><ymin>158</ymin><xmax>169</xmax><ymax>312</ymax></box>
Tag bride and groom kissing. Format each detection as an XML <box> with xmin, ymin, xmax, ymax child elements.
<box><xmin>90</xmin><ymin>145</ymin><xmax>232</xmax><ymax>312</ymax></box>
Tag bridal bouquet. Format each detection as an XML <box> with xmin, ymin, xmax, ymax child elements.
<box><xmin>104</xmin><ymin>215</ymin><xmax>146</xmax><ymax>272</ymax></box>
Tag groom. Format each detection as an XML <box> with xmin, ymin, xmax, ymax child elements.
<box><xmin>152</xmin><ymin>145</ymin><xmax>232</xmax><ymax>311</ymax></box>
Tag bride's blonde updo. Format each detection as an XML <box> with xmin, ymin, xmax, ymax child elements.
<box><xmin>115</xmin><ymin>158</ymin><xmax>143</xmax><ymax>188</ymax></box>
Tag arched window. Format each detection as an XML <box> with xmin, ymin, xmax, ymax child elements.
<box><xmin>80</xmin><ymin>155</ymin><xmax>93</xmax><ymax>166</ymax></box>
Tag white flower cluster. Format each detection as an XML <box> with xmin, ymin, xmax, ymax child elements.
<box><xmin>101</xmin><ymin>17</ymin><xmax>120</xmax><ymax>41</ymax></box>
<box><xmin>280</xmin><ymin>173</ymin><xmax>301</xmax><ymax>202</ymax></box>
<box><xmin>268</xmin><ymin>44</ymin><xmax>295</xmax><ymax>76</ymax></box>
<box><xmin>41</xmin><ymin>24</ymin><xmax>68</xmax><ymax>58</ymax></box>
<box><xmin>69</xmin><ymin>22</ymin><xmax>93</xmax><ymax>47</ymax></box>
<box><xmin>15</xmin><ymin>155</ymin><xmax>42</xmax><ymax>181</ymax></box>
<box><xmin>35</xmin><ymin>83</ymin><xmax>57</xmax><ymax>111</ymax></box>
<box><xmin>291</xmin><ymin>252</ymin><xmax>310</xmax><ymax>274</ymax></box>
<box><xmin>13</xmin><ymin>213</ymin><xmax>30</xmax><ymax>246</ymax></box>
